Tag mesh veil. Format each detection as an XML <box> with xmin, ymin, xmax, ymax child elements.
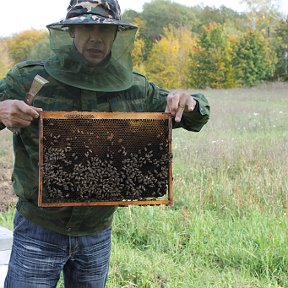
<box><xmin>45</xmin><ymin>25</ymin><xmax>137</xmax><ymax>92</ymax></box>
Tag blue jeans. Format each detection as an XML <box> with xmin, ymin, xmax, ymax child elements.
<box><xmin>4</xmin><ymin>211</ymin><xmax>112</xmax><ymax>288</ymax></box>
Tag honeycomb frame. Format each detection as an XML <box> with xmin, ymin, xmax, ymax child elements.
<box><xmin>38</xmin><ymin>111</ymin><xmax>173</xmax><ymax>207</ymax></box>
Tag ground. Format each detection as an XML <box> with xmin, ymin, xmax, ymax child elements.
<box><xmin>0</xmin><ymin>163</ymin><xmax>16</xmax><ymax>211</ymax></box>
<box><xmin>0</xmin><ymin>128</ymin><xmax>16</xmax><ymax>211</ymax></box>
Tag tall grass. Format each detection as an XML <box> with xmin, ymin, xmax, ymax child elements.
<box><xmin>0</xmin><ymin>82</ymin><xmax>287</xmax><ymax>287</ymax></box>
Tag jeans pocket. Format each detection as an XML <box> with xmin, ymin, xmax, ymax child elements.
<box><xmin>13</xmin><ymin>211</ymin><xmax>28</xmax><ymax>233</ymax></box>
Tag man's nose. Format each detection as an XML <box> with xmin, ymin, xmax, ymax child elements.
<box><xmin>89</xmin><ymin>27</ymin><xmax>103</xmax><ymax>42</ymax></box>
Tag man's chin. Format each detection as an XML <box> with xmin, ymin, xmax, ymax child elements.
<box><xmin>84</xmin><ymin>53</ymin><xmax>105</xmax><ymax>65</ymax></box>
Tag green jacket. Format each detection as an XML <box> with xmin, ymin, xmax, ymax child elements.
<box><xmin>0</xmin><ymin>61</ymin><xmax>210</xmax><ymax>236</ymax></box>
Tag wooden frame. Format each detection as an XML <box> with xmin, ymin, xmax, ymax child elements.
<box><xmin>38</xmin><ymin>112</ymin><xmax>173</xmax><ymax>207</ymax></box>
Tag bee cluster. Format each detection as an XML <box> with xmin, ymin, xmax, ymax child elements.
<box><xmin>40</xmin><ymin>117</ymin><xmax>172</xmax><ymax>204</ymax></box>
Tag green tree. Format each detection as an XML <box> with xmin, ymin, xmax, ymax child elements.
<box><xmin>139</xmin><ymin>0</ymin><xmax>197</xmax><ymax>57</ymax></box>
<box><xmin>195</xmin><ymin>6</ymin><xmax>246</xmax><ymax>33</ymax></box>
<box><xmin>131</xmin><ymin>17</ymin><xmax>146</xmax><ymax>74</ymax></box>
<box><xmin>189</xmin><ymin>23</ymin><xmax>237</xmax><ymax>88</ymax></box>
<box><xmin>28</xmin><ymin>36</ymin><xmax>53</xmax><ymax>61</ymax></box>
<box><xmin>274</xmin><ymin>18</ymin><xmax>288</xmax><ymax>79</ymax></box>
<box><xmin>7</xmin><ymin>30</ymin><xmax>48</xmax><ymax>63</ymax></box>
<box><xmin>232</xmin><ymin>29</ymin><xmax>276</xmax><ymax>86</ymax></box>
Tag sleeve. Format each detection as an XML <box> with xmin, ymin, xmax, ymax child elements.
<box><xmin>145</xmin><ymin>80</ymin><xmax>210</xmax><ymax>132</ymax></box>
<box><xmin>172</xmin><ymin>93</ymin><xmax>210</xmax><ymax>132</ymax></box>
<box><xmin>0</xmin><ymin>64</ymin><xmax>27</xmax><ymax>131</ymax></box>
<box><xmin>0</xmin><ymin>78</ymin><xmax>7</xmax><ymax>130</ymax></box>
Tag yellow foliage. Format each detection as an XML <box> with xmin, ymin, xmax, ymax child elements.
<box><xmin>145</xmin><ymin>26</ymin><xmax>196</xmax><ymax>89</ymax></box>
<box><xmin>190</xmin><ymin>23</ymin><xmax>241</xmax><ymax>89</ymax></box>
<box><xmin>132</xmin><ymin>38</ymin><xmax>146</xmax><ymax>74</ymax></box>
<box><xmin>0</xmin><ymin>38</ymin><xmax>13</xmax><ymax>78</ymax></box>
<box><xmin>131</xmin><ymin>17</ymin><xmax>147</xmax><ymax>74</ymax></box>
<box><xmin>7</xmin><ymin>30</ymin><xmax>48</xmax><ymax>63</ymax></box>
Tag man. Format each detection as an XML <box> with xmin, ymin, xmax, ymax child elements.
<box><xmin>0</xmin><ymin>0</ymin><xmax>210</xmax><ymax>287</ymax></box>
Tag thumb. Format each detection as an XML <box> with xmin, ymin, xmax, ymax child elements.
<box><xmin>165</xmin><ymin>104</ymin><xmax>170</xmax><ymax>113</ymax></box>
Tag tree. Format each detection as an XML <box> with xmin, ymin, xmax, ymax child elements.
<box><xmin>141</xmin><ymin>0</ymin><xmax>195</xmax><ymax>38</ymax></box>
<box><xmin>0</xmin><ymin>38</ymin><xmax>13</xmax><ymax>78</ymax></box>
<box><xmin>28</xmin><ymin>36</ymin><xmax>53</xmax><ymax>61</ymax></box>
<box><xmin>242</xmin><ymin>0</ymin><xmax>280</xmax><ymax>14</ymax></box>
<box><xmin>189</xmin><ymin>23</ymin><xmax>238</xmax><ymax>88</ymax></box>
<box><xmin>145</xmin><ymin>25</ymin><xmax>196</xmax><ymax>89</ymax></box>
<box><xmin>7</xmin><ymin>30</ymin><xmax>48</xmax><ymax>64</ymax></box>
<box><xmin>139</xmin><ymin>0</ymin><xmax>197</xmax><ymax>56</ymax></box>
<box><xmin>131</xmin><ymin>17</ymin><xmax>146</xmax><ymax>74</ymax></box>
<box><xmin>232</xmin><ymin>29</ymin><xmax>276</xmax><ymax>86</ymax></box>
<box><xmin>241</xmin><ymin>0</ymin><xmax>282</xmax><ymax>31</ymax></box>
<box><xmin>274</xmin><ymin>17</ymin><xmax>288</xmax><ymax>79</ymax></box>
<box><xmin>195</xmin><ymin>5</ymin><xmax>245</xmax><ymax>32</ymax></box>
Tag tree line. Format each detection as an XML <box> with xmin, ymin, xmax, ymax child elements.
<box><xmin>0</xmin><ymin>0</ymin><xmax>287</xmax><ymax>89</ymax></box>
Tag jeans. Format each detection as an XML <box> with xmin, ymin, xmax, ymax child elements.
<box><xmin>4</xmin><ymin>211</ymin><xmax>112</xmax><ymax>288</ymax></box>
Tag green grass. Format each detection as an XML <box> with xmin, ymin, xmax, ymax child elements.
<box><xmin>0</xmin><ymin>207</ymin><xmax>14</xmax><ymax>230</ymax></box>
<box><xmin>108</xmin><ymin>207</ymin><xmax>287</xmax><ymax>288</ymax></box>
<box><xmin>0</xmin><ymin>82</ymin><xmax>287</xmax><ymax>287</ymax></box>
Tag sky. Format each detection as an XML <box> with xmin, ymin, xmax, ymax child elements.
<box><xmin>0</xmin><ymin>0</ymin><xmax>287</xmax><ymax>37</ymax></box>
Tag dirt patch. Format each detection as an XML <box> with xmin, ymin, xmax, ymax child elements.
<box><xmin>0</xmin><ymin>163</ymin><xmax>17</xmax><ymax>211</ymax></box>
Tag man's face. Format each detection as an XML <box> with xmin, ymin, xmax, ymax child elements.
<box><xmin>70</xmin><ymin>25</ymin><xmax>117</xmax><ymax>65</ymax></box>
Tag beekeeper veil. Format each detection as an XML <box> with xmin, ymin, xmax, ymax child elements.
<box><xmin>45</xmin><ymin>0</ymin><xmax>138</xmax><ymax>92</ymax></box>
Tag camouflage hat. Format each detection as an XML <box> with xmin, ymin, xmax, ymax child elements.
<box><xmin>47</xmin><ymin>0</ymin><xmax>137</xmax><ymax>31</ymax></box>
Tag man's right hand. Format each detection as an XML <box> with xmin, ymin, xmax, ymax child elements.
<box><xmin>0</xmin><ymin>100</ymin><xmax>42</xmax><ymax>129</ymax></box>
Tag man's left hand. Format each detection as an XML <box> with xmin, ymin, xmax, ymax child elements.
<box><xmin>165</xmin><ymin>90</ymin><xmax>197</xmax><ymax>122</ymax></box>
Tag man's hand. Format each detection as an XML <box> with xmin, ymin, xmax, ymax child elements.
<box><xmin>0</xmin><ymin>100</ymin><xmax>42</xmax><ymax>129</ymax></box>
<box><xmin>165</xmin><ymin>90</ymin><xmax>197</xmax><ymax>122</ymax></box>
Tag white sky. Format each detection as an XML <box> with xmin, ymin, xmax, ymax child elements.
<box><xmin>0</xmin><ymin>0</ymin><xmax>287</xmax><ymax>37</ymax></box>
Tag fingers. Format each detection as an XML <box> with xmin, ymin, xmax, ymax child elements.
<box><xmin>31</xmin><ymin>106</ymin><xmax>43</xmax><ymax>119</ymax></box>
<box><xmin>12</xmin><ymin>102</ymin><xmax>40</xmax><ymax>122</ymax></box>
<box><xmin>186</xmin><ymin>96</ymin><xmax>197</xmax><ymax>112</ymax></box>
<box><xmin>165</xmin><ymin>90</ymin><xmax>196</xmax><ymax>122</ymax></box>
<box><xmin>0</xmin><ymin>100</ymin><xmax>41</xmax><ymax>128</ymax></box>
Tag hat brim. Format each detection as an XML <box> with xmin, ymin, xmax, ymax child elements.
<box><xmin>47</xmin><ymin>14</ymin><xmax>137</xmax><ymax>31</ymax></box>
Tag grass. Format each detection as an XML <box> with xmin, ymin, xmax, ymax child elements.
<box><xmin>109</xmin><ymin>208</ymin><xmax>287</xmax><ymax>288</ymax></box>
<box><xmin>0</xmin><ymin>82</ymin><xmax>287</xmax><ymax>287</ymax></box>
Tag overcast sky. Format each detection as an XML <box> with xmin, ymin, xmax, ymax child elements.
<box><xmin>0</xmin><ymin>0</ymin><xmax>287</xmax><ymax>37</ymax></box>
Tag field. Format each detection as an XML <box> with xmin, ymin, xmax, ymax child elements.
<box><xmin>0</xmin><ymin>82</ymin><xmax>287</xmax><ymax>287</ymax></box>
